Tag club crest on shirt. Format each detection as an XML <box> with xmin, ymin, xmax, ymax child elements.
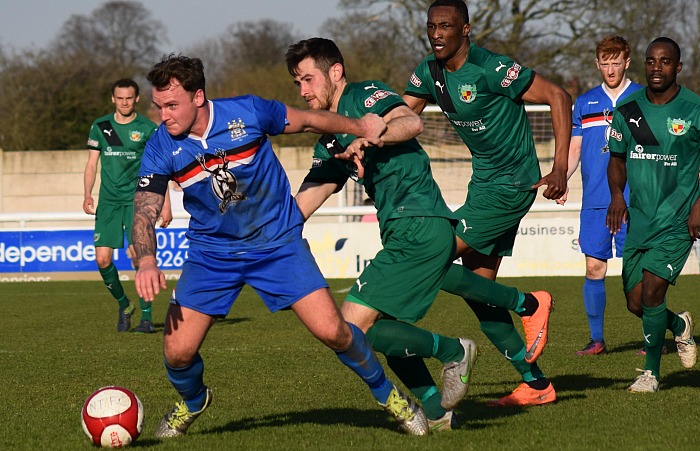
<box><xmin>668</xmin><ymin>118</ymin><xmax>690</xmax><ymax>136</ymax></box>
<box><xmin>130</xmin><ymin>130</ymin><xmax>143</xmax><ymax>142</ymax></box>
<box><xmin>458</xmin><ymin>84</ymin><xmax>477</xmax><ymax>103</ymax></box>
<box><xmin>228</xmin><ymin>118</ymin><xmax>247</xmax><ymax>140</ymax></box>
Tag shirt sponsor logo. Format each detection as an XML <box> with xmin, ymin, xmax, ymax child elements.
<box><xmin>409</xmin><ymin>73</ymin><xmax>422</xmax><ymax>87</ymax></box>
<box><xmin>668</xmin><ymin>117</ymin><xmax>690</xmax><ymax>136</ymax></box>
<box><xmin>458</xmin><ymin>83</ymin><xmax>477</xmax><ymax>103</ymax></box>
<box><xmin>364</xmin><ymin>89</ymin><xmax>397</xmax><ymax>108</ymax></box>
<box><xmin>312</xmin><ymin>157</ymin><xmax>322</xmax><ymax>168</ymax></box>
<box><xmin>450</xmin><ymin>118</ymin><xmax>485</xmax><ymax>132</ymax></box>
<box><xmin>501</xmin><ymin>63</ymin><xmax>521</xmax><ymax>88</ymax></box>
<box><xmin>629</xmin><ymin>145</ymin><xmax>678</xmax><ymax>166</ymax></box>
<box><xmin>130</xmin><ymin>130</ymin><xmax>143</xmax><ymax>142</ymax></box>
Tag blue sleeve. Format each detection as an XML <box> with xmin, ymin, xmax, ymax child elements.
<box><xmin>572</xmin><ymin>97</ymin><xmax>583</xmax><ymax>137</ymax></box>
<box><xmin>251</xmin><ymin>96</ymin><xmax>288</xmax><ymax>137</ymax></box>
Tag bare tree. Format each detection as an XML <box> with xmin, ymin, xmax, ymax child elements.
<box><xmin>51</xmin><ymin>1</ymin><xmax>166</xmax><ymax>72</ymax></box>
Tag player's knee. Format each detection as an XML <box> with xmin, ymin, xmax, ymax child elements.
<box><xmin>95</xmin><ymin>254</ymin><xmax>112</xmax><ymax>268</ymax></box>
<box><xmin>163</xmin><ymin>341</ymin><xmax>198</xmax><ymax>368</ymax></box>
<box><xmin>318</xmin><ymin>322</ymin><xmax>353</xmax><ymax>351</ymax></box>
<box><xmin>626</xmin><ymin>300</ymin><xmax>642</xmax><ymax>318</ymax></box>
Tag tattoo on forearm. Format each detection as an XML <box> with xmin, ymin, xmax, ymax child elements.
<box><xmin>133</xmin><ymin>191</ymin><xmax>164</xmax><ymax>260</ymax></box>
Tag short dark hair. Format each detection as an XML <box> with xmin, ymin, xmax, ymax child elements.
<box><xmin>147</xmin><ymin>54</ymin><xmax>206</xmax><ymax>95</ymax></box>
<box><xmin>112</xmin><ymin>78</ymin><xmax>139</xmax><ymax>97</ymax></box>
<box><xmin>649</xmin><ymin>37</ymin><xmax>681</xmax><ymax>61</ymax></box>
<box><xmin>429</xmin><ymin>0</ymin><xmax>469</xmax><ymax>24</ymax></box>
<box><xmin>285</xmin><ymin>37</ymin><xmax>345</xmax><ymax>78</ymax></box>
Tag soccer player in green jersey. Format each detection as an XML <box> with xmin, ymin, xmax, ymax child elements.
<box><xmin>607</xmin><ymin>37</ymin><xmax>698</xmax><ymax>392</ymax></box>
<box><xmin>286</xmin><ymin>37</ymin><xmax>553</xmax><ymax>429</ymax></box>
<box><xmin>402</xmin><ymin>0</ymin><xmax>570</xmax><ymax>406</ymax></box>
<box><xmin>84</xmin><ymin>79</ymin><xmax>172</xmax><ymax>333</ymax></box>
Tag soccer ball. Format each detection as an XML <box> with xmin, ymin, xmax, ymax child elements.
<box><xmin>81</xmin><ymin>386</ymin><xmax>144</xmax><ymax>448</ymax></box>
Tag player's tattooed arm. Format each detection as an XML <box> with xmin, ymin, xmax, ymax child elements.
<box><xmin>133</xmin><ymin>191</ymin><xmax>164</xmax><ymax>261</ymax></box>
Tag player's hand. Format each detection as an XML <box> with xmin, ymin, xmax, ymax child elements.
<box><xmin>358</xmin><ymin>113</ymin><xmax>387</xmax><ymax>147</ymax></box>
<box><xmin>688</xmin><ymin>200</ymin><xmax>700</xmax><ymax>239</ymax></box>
<box><xmin>606</xmin><ymin>196</ymin><xmax>628</xmax><ymax>234</ymax></box>
<box><xmin>135</xmin><ymin>259</ymin><xmax>166</xmax><ymax>302</ymax></box>
<box><xmin>335</xmin><ymin>138</ymin><xmax>367</xmax><ymax>178</ymax></box>
<box><xmin>158</xmin><ymin>210</ymin><xmax>173</xmax><ymax>229</ymax></box>
<box><xmin>83</xmin><ymin>196</ymin><xmax>96</xmax><ymax>215</ymax></box>
<box><xmin>532</xmin><ymin>169</ymin><xmax>567</xmax><ymax>200</ymax></box>
<box><xmin>555</xmin><ymin>187</ymin><xmax>570</xmax><ymax>205</ymax></box>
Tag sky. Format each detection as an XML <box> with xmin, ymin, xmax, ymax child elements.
<box><xmin>0</xmin><ymin>0</ymin><xmax>342</xmax><ymax>52</ymax></box>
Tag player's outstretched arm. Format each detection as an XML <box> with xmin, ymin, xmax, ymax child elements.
<box><xmin>523</xmin><ymin>74</ymin><xmax>572</xmax><ymax>200</ymax></box>
<box><xmin>606</xmin><ymin>155</ymin><xmax>628</xmax><ymax>234</ymax></box>
<box><xmin>295</xmin><ymin>181</ymin><xmax>340</xmax><ymax>221</ymax></box>
<box><xmin>284</xmin><ymin>106</ymin><xmax>387</xmax><ymax>145</ymax></box>
<box><xmin>133</xmin><ymin>191</ymin><xmax>167</xmax><ymax>301</ymax></box>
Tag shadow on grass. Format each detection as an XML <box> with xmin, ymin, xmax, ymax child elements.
<box><xmin>207</xmin><ymin>407</ymin><xmax>400</xmax><ymax>434</ymax></box>
<box><xmin>213</xmin><ymin>317</ymin><xmax>253</xmax><ymax>326</ymax></box>
<box><xmin>663</xmin><ymin>369</ymin><xmax>700</xmax><ymax>389</ymax></box>
<box><xmin>609</xmin><ymin>338</ymin><xmax>676</xmax><ymax>355</ymax></box>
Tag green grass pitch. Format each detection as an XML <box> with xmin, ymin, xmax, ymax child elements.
<box><xmin>0</xmin><ymin>276</ymin><xmax>698</xmax><ymax>450</ymax></box>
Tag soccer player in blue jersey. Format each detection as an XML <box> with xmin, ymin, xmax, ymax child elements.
<box><xmin>607</xmin><ymin>37</ymin><xmax>697</xmax><ymax>392</ymax></box>
<box><xmin>132</xmin><ymin>54</ymin><xmax>430</xmax><ymax>437</ymax></box>
<box><xmin>560</xmin><ymin>36</ymin><xmax>643</xmax><ymax>355</ymax></box>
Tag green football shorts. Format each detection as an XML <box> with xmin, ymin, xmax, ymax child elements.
<box><xmin>453</xmin><ymin>186</ymin><xmax>536</xmax><ymax>257</ymax></box>
<box><xmin>346</xmin><ymin>216</ymin><xmax>456</xmax><ymax>323</ymax></box>
<box><xmin>621</xmin><ymin>236</ymin><xmax>693</xmax><ymax>293</ymax></box>
<box><xmin>94</xmin><ymin>203</ymin><xmax>133</xmax><ymax>249</ymax></box>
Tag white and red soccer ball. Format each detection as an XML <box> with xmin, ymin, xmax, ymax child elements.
<box><xmin>81</xmin><ymin>386</ymin><xmax>144</xmax><ymax>448</ymax></box>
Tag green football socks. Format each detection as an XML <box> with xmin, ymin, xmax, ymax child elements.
<box><xmin>139</xmin><ymin>297</ymin><xmax>152</xmax><ymax>322</ymax></box>
<box><xmin>98</xmin><ymin>263</ymin><xmax>129</xmax><ymax>310</ymax></box>
<box><xmin>642</xmin><ymin>303</ymin><xmax>668</xmax><ymax>378</ymax></box>
<box><xmin>366</xmin><ymin>319</ymin><xmax>463</xmax><ymax>363</ymax></box>
<box><xmin>386</xmin><ymin>356</ymin><xmax>446</xmax><ymax>420</ymax></box>
<box><xmin>441</xmin><ymin>264</ymin><xmax>521</xmax><ymax>311</ymax></box>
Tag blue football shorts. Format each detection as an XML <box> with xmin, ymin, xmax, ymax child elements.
<box><xmin>171</xmin><ymin>238</ymin><xmax>328</xmax><ymax>316</ymax></box>
<box><xmin>579</xmin><ymin>208</ymin><xmax>626</xmax><ymax>260</ymax></box>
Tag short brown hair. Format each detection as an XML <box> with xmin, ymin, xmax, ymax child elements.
<box><xmin>596</xmin><ymin>35</ymin><xmax>631</xmax><ymax>61</ymax></box>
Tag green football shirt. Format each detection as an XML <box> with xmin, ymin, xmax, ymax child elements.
<box><xmin>609</xmin><ymin>86</ymin><xmax>700</xmax><ymax>247</ymax></box>
<box><xmin>87</xmin><ymin>113</ymin><xmax>157</xmax><ymax>205</ymax></box>
<box><xmin>303</xmin><ymin>80</ymin><xmax>455</xmax><ymax>231</ymax></box>
<box><xmin>405</xmin><ymin>43</ymin><xmax>541</xmax><ymax>190</ymax></box>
